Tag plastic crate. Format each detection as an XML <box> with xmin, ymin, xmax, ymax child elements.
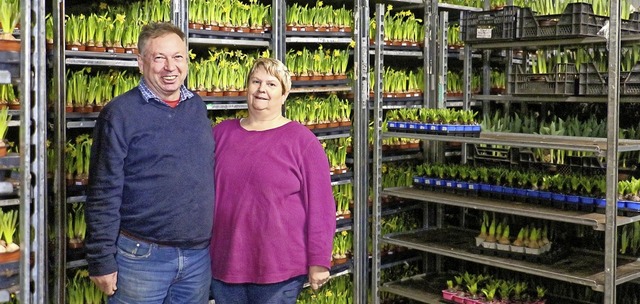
<box><xmin>578</xmin><ymin>62</ymin><xmax>640</xmax><ymax>95</ymax></box>
<box><xmin>621</xmin><ymin>12</ymin><xmax>640</xmax><ymax>35</ymax></box>
<box><xmin>519</xmin><ymin>3</ymin><xmax>607</xmax><ymax>39</ymax></box>
<box><xmin>509</xmin><ymin>63</ymin><xmax>577</xmax><ymax>96</ymax></box>
<box><xmin>461</xmin><ymin>6</ymin><xmax>520</xmax><ymax>43</ymax></box>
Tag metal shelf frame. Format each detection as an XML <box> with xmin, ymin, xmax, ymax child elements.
<box><xmin>383</xmin><ymin>187</ymin><xmax>640</xmax><ymax>231</ymax></box>
<box><xmin>383</xmin><ymin>131</ymin><xmax>640</xmax><ymax>155</ymax></box>
<box><xmin>51</xmin><ymin>1</ymin><xmax>369</xmax><ymax>303</ymax></box>
<box><xmin>384</xmin><ymin>228</ymin><xmax>640</xmax><ymax>292</ymax></box>
<box><xmin>369</xmin><ymin>0</ymin><xmax>634</xmax><ymax>303</ymax></box>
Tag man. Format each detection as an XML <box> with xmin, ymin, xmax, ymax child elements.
<box><xmin>85</xmin><ymin>22</ymin><xmax>214</xmax><ymax>303</ymax></box>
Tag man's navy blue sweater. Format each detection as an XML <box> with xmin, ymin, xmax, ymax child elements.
<box><xmin>85</xmin><ymin>87</ymin><xmax>215</xmax><ymax>276</ymax></box>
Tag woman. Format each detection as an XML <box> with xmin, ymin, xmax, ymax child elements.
<box><xmin>210</xmin><ymin>58</ymin><xmax>336</xmax><ymax>303</ymax></box>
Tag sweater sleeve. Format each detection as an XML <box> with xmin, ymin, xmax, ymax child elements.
<box><xmin>301</xmin><ymin>138</ymin><xmax>336</xmax><ymax>269</ymax></box>
<box><xmin>85</xmin><ymin>112</ymin><xmax>127</xmax><ymax>276</ymax></box>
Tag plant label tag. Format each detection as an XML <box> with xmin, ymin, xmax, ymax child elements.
<box><xmin>476</xmin><ymin>27</ymin><xmax>492</xmax><ymax>39</ymax></box>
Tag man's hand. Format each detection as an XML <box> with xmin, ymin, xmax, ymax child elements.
<box><xmin>90</xmin><ymin>272</ymin><xmax>118</xmax><ymax>296</ymax></box>
<box><xmin>308</xmin><ymin>265</ymin><xmax>330</xmax><ymax>291</ymax></box>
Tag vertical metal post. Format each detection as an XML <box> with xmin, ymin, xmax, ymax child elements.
<box><xmin>52</xmin><ymin>0</ymin><xmax>66</xmax><ymax>302</ymax></box>
<box><xmin>370</xmin><ymin>4</ymin><xmax>383</xmax><ymax>304</ymax></box>
<box><xmin>604</xmin><ymin>0</ymin><xmax>621</xmax><ymax>302</ymax></box>
<box><xmin>173</xmin><ymin>0</ymin><xmax>187</xmax><ymax>32</ymax></box>
<box><xmin>30</xmin><ymin>0</ymin><xmax>47</xmax><ymax>301</ymax></box>
<box><xmin>272</xmin><ymin>0</ymin><xmax>286</xmax><ymax>62</ymax></box>
<box><xmin>481</xmin><ymin>0</ymin><xmax>491</xmax><ymax>116</ymax></box>
<box><xmin>424</xmin><ymin>0</ymin><xmax>436</xmax><ymax>104</ymax></box>
<box><xmin>19</xmin><ymin>0</ymin><xmax>32</xmax><ymax>301</ymax></box>
<box><xmin>437</xmin><ymin>11</ymin><xmax>447</xmax><ymax>111</ymax></box>
<box><xmin>426</xmin><ymin>0</ymin><xmax>443</xmax><ymax>164</ymax></box>
<box><xmin>353</xmin><ymin>0</ymin><xmax>369</xmax><ymax>303</ymax></box>
<box><xmin>19</xmin><ymin>0</ymin><xmax>46</xmax><ymax>301</ymax></box>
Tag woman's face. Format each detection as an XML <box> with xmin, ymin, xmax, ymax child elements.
<box><xmin>246</xmin><ymin>66</ymin><xmax>288</xmax><ymax>115</ymax></box>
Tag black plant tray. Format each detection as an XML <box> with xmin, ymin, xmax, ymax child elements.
<box><xmin>188</xmin><ymin>29</ymin><xmax>271</xmax><ymax>41</ymax></box>
<box><xmin>468</xmin><ymin>243</ymin><xmax>571</xmax><ymax>265</ymax></box>
<box><xmin>201</xmin><ymin>96</ymin><xmax>246</xmax><ymax>104</ymax></box>
<box><xmin>66</xmin><ymin>184</ymin><xmax>87</xmax><ymax>197</ymax></box>
<box><xmin>331</xmin><ymin>171</ymin><xmax>353</xmax><ymax>182</ymax></box>
<box><xmin>67</xmin><ymin>246</ymin><xmax>86</xmax><ymax>261</ymax></box>
<box><xmin>0</xmin><ymin>51</ymin><xmax>19</xmax><ymax>79</ymax></box>
<box><xmin>292</xmin><ymin>79</ymin><xmax>350</xmax><ymax>87</ymax></box>
<box><xmin>368</xmin><ymin>44</ymin><xmax>422</xmax><ymax>52</ymax></box>
<box><xmin>311</xmin><ymin>125</ymin><xmax>350</xmax><ymax>137</ymax></box>
<box><xmin>286</xmin><ymin>30</ymin><xmax>351</xmax><ymax>38</ymax></box>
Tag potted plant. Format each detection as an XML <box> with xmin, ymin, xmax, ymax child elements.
<box><xmin>65</xmin><ymin>14</ymin><xmax>87</xmax><ymax>51</ymax></box>
<box><xmin>0</xmin><ymin>106</ymin><xmax>11</xmax><ymax>157</ymax></box>
<box><xmin>67</xmin><ymin>203</ymin><xmax>86</xmax><ymax>249</ymax></box>
<box><xmin>0</xmin><ymin>0</ymin><xmax>20</xmax><ymax>52</ymax></box>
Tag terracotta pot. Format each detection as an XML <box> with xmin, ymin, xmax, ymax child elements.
<box><xmin>0</xmin><ymin>142</ymin><xmax>7</xmax><ymax>157</ymax></box>
<box><xmin>235</xmin><ymin>26</ymin><xmax>250</xmax><ymax>33</ymax></box>
<box><xmin>223</xmin><ymin>90</ymin><xmax>239</xmax><ymax>97</ymax></box>
<box><xmin>67</xmin><ymin>240</ymin><xmax>84</xmax><ymax>249</ymax></box>
<box><xmin>7</xmin><ymin>104</ymin><xmax>19</xmax><ymax>110</ymax></box>
<box><xmin>339</xmin><ymin>120</ymin><xmax>352</xmax><ymax>127</ymax></box>
<box><xmin>0</xmin><ymin>250</ymin><xmax>19</xmax><ymax>263</ymax></box>
<box><xmin>93</xmin><ymin>105</ymin><xmax>104</xmax><ymax>112</ymax></box>
<box><xmin>65</xmin><ymin>44</ymin><xmax>85</xmax><ymax>51</ymax></box>
<box><xmin>124</xmin><ymin>47</ymin><xmax>138</xmax><ymax>54</ymax></box>
<box><xmin>86</xmin><ymin>46</ymin><xmax>106</xmax><ymax>52</ymax></box>
<box><xmin>328</xmin><ymin>122</ymin><xmax>340</xmax><ymax>128</ymax></box>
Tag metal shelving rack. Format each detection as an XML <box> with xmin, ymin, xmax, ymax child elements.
<box><xmin>49</xmin><ymin>0</ymin><xmax>368</xmax><ymax>303</ymax></box>
<box><xmin>370</xmin><ymin>0</ymin><xmax>635</xmax><ymax>303</ymax></box>
<box><xmin>2</xmin><ymin>0</ymin><xmax>49</xmax><ymax>303</ymax></box>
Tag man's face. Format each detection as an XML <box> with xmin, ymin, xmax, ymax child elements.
<box><xmin>138</xmin><ymin>33</ymin><xmax>188</xmax><ymax>101</ymax></box>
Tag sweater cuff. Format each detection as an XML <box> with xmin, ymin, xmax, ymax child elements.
<box><xmin>87</xmin><ymin>255</ymin><xmax>118</xmax><ymax>277</ymax></box>
<box><xmin>308</xmin><ymin>255</ymin><xmax>332</xmax><ymax>270</ymax></box>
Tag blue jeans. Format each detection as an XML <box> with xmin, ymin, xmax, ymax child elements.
<box><xmin>109</xmin><ymin>232</ymin><xmax>211</xmax><ymax>304</ymax></box>
<box><xmin>210</xmin><ymin>275</ymin><xmax>306</xmax><ymax>304</ymax></box>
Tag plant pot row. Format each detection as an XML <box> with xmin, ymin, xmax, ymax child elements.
<box><xmin>442</xmin><ymin>290</ymin><xmax>546</xmax><ymax>304</ymax></box>
<box><xmin>412</xmin><ymin>176</ymin><xmax>640</xmax><ymax>215</ymax></box>
<box><xmin>64</xmin><ymin>44</ymin><xmax>138</xmax><ymax>54</ymax></box>
<box><xmin>387</xmin><ymin>121</ymin><xmax>481</xmax><ymax>137</ymax></box>
<box><xmin>189</xmin><ymin>23</ymin><xmax>271</xmax><ymax>34</ymax></box>
<box><xmin>287</xmin><ymin>25</ymin><xmax>352</xmax><ymax>33</ymax></box>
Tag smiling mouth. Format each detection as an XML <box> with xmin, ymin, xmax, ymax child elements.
<box><xmin>163</xmin><ymin>75</ymin><xmax>178</xmax><ymax>81</ymax></box>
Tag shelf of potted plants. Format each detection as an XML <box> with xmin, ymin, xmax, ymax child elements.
<box><xmin>383</xmin><ymin>187</ymin><xmax>640</xmax><ymax>231</ymax></box>
<box><xmin>383</xmin><ymin>226</ymin><xmax>640</xmax><ymax>292</ymax></box>
<box><xmin>383</xmin><ymin>131</ymin><xmax>640</xmax><ymax>154</ymax></box>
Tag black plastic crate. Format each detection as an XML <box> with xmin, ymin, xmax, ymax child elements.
<box><xmin>519</xmin><ymin>3</ymin><xmax>607</xmax><ymax>39</ymax></box>
<box><xmin>578</xmin><ymin>62</ymin><xmax>640</xmax><ymax>95</ymax></box>
<box><xmin>509</xmin><ymin>63</ymin><xmax>577</xmax><ymax>96</ymax></box>
<box><xmin>621</xmin><ymin>12</ymin><xmax>640</xmax><ymax>35</ymax></box>
<box><xmin>461</xmin><ymin>6</ymin><xmax>520</xmax><ymax>43</ymax></box>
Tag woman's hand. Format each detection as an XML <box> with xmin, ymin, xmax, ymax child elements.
<box><xmin>308</xmin><ymin>265</ymin><xmax>330</xmax><ymax>291</ymax></box>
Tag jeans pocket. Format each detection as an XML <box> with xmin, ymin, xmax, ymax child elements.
<box><xmin>117</xmin><ymin>233</ymin><xmax>154</xmax><ymax>259</ymax></box>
